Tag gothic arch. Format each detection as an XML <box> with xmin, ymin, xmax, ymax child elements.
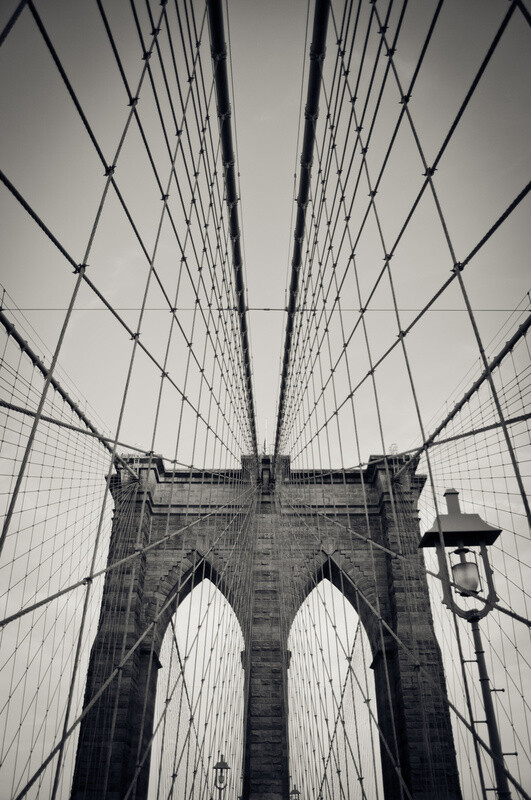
<box><xmin>287</xmin><ymin>575</ymin><xmax>384</xmax><ymax>797</ymax></box>
<box><xmin>286</xmin><ymin>547</ymin><xmax>388</xmax><ymax>659</ymax></box>
<box><xmin>144</xmin><ymin>549</ymin><xmax>247</xmax><ymax>658</ymax></box>
<box><xmin>147</xmin><ymin>575</ymin><xmax>246</xmax><ymax>800</ymax></box>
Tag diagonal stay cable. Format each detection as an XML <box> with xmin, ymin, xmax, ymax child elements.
<box><xmin>392</xmin><ymin>313</ymin><xmax>531</xmax><ymax>481</ymax></box>
<box><xmin>282</xmin><ymin>495</ymin><xmax>531</xmax><ymax>628</ymax></box>
<box><xmin>11</xmin><ymin>491</ymin><xmax>255</xmax><ymax>800</ymax></box>
<box><xmin>0</xmin><ymin>484</ymin><xmax>255</xmax><ymax>630</ymax></box>
<box><xmin>0</xmin><ymin>0</ymin><xmax>28</xmax><ymax>48</ymax></box>
<box><xmin>280</xmin><ymin>1</ymin><xmax>529</xmax><ymax>463</ymax></box>
<box><xmin>0</xmin><ymin>168</ymin><xmax>241</xmax><ymax>465</ymax></box>
<box><xmin>0</xmin><ymin>308</ymin><xmax>138</xmax><ymax>480</ymax></box>
<box><xmin>289</xmin><ymin>181</ymin><xmax>531</xmax><ymax>461</ymax></box>
<box><xmin>286</xmin><ymin>498</ymin><xmax>531</xmax><ymax>799</ymax></box>
<box><xmin>27</xmin><ymin>0</ymin><xmax>254</xmax><ymax>454</ymax></box>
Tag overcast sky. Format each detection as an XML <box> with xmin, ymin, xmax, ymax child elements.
<box><xmin>0</xmin><ymin>0</ymin><xmax>529</xmax><ymax>464</ymax></box>
<box><xmin>0</xmin><ymin>2</ymin><xmax>530</xmax><ymax>797</ymax></box>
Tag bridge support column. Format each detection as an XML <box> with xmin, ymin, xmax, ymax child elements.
<box><xmin>71</xmin><ymin>478</ymin><xmax>154</xmax><ymax>800</ymax></box>
<box><xmin>242</xmin><ymin>501</ymin><xmax>290</xmax><ymax>800</ymax></box>
<box><xmin>372</xmin><ymin>464</ymin><xmax>462</xmax><ymax>800</ymax></box>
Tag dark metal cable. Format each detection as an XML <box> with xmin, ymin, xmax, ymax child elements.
<box><xmin>0</xmin><ymin>309</ymin><xmax>137</xmax><ymax>480</ymax></box>
<box><xmin>207</xmin><ymin>0</ymin><xmax>258</xmax><ymax>458</ymax></box>
<box><xmin>274</xmin><ymin>0</ymin><xmax>331</xmax><ymax>462</ymax></box>
<box><xmin>0</xmin><ymin>0</ymin><xmax>28</xmax><ymax>48</ymax></box>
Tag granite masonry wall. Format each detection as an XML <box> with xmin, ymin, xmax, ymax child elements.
<box><xmin>71</xmin><ymin>456</ymin><xmax>462</xmax><ymax>800</ymax></box>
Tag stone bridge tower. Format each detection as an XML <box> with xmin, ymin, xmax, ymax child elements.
<box><xmin>71</xmin><ymin>455</ymin><xmax>462</xmax><ymax>800</ymax></box>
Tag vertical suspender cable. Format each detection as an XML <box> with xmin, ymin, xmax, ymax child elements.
<box><xmin>207</xmin><ymin>0</ymin><xmax>258</xmax><ymax>459</ymax></box>
<box><xmin>274</xmin><ymin>0</ymin><xmax>330</xmax><ymax>462</ymax></box>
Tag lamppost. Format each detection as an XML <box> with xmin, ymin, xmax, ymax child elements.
<box><xmin>289</xmin><ymin>789</ymin><xmax>301</xmax><ymax>799</ymax></box>
<box><xmin>213</xmin><ymin>755</ymin><xmax>230</xmax><ymax>800</ymax></box>
<box><xmin>420</xmin><ymin>488</ymin><xmax>511</xmax><ymax>799</ymax></box>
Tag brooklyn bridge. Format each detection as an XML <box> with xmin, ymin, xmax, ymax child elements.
<box><xmin>0</xmin><ymin>0</ymin><xmax>529</xmax><ymax>798</ymax></box>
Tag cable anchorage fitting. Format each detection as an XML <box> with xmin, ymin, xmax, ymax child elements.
<box><xmin>218</xmin><ymin>106</ymin><xmax>231</xmax><ymax>122</ymax></box>
<box><xmin>309</xmin><ymin>44</ymin><xmax>326</xmax><ymax>63</ymax></box>
<box><xmin>304</xmin><ymin>107</ymin><xmax>319</xmax><ymax>122</ymax></box>
<box><xmin>211</xmin><ymin>44</ymin><xmax>227</xmax><ymax>62</ymax></box>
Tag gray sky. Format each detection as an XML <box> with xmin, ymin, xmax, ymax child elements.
<box><xmin>0</xmin><ymin>0</ymin><xmax>529</xmax><ymax>464</ymax></box>
<box><xmin>0</xmin><ymin>2</ymin><xmax>530</xmax><ymax>798</ymax></box>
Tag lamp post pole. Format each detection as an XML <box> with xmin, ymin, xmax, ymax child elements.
<box><xmin>470</xmin><ymin>617</ymin><xmax>511</xmax><ymax>799</ymax></box>
<box><xmin>420</xmin><ymin>488</ymin><xmax>512</xmax><ymax>800</ymax></box>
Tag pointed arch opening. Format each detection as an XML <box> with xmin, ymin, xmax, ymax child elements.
<box><xmin>148</xmin><ymin>578</ymin><xmax>245</xmax><ymax>799</ymax></box>
<box><xmin>288</xmin><ymin>577</ymin><xmax>384</xmax><ymax>798</ymax></box>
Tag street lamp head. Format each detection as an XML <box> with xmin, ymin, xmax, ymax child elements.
<box><xmin>451</xmin><ymin>550</ymin><xmax>480</xmax><ymax>595</ymax></box>
<box><xmin>421</xmin><ymin>490</ymin><xmax>511</xmax><ymax>797</ymax></box>
<box><xmin>213</xmin><ymin>754</ymin><xmax>230</xmax><ymax>790</ymax></box>
<box><xmin>420</xmin><ymin>488</ymin><xmax>501</xmax><ymax>619</ymax></box>
<box><xmin>289</xmin><ymin>789</ymin><xmax>301</xmax><ymax>799</ymax></box>
<box><xmin>419</xmin><ymin>488</ymin><xmax>502</xmax><ymax>549</ymax></box>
